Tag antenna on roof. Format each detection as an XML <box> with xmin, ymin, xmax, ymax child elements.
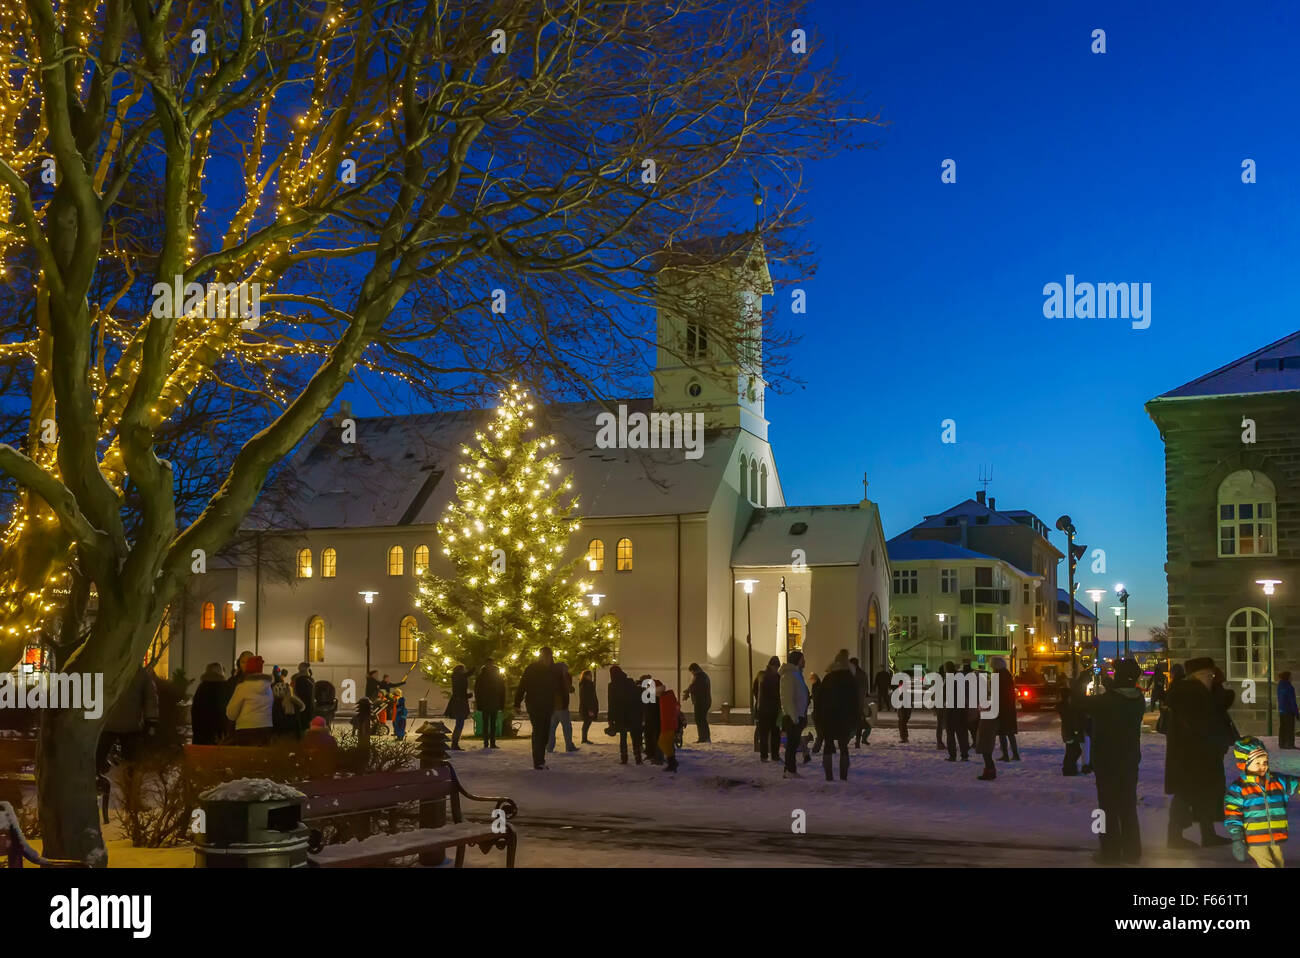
<box><xmin>978</xmin><ymin>465</ymin><xmax>993</xmax><ymax>495</ymax></box>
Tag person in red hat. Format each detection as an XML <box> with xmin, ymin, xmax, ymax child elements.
<box><xmin>225</xmin><ymin>655</ymin><xmax>274</xmax><ymax>746</ymax></box>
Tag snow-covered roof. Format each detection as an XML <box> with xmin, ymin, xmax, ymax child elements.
<box><xmin>1055</xmin><ymin>588</ymin><xmax>1098</xmax><ymax>622</ymax></box>
<box><xmin>732</xmin><ymin>505</ymin><xmax>876</xmax><ymax>567</ymax></box>
<box><xmin>885</xmin><ymin>538</ymin><xmax>997</xmax><ymax>562</ymax></box>
<box><xmin>247</xmin><ymin>399</ymin><xmax>738</xmax><ymax>531</ymax></box>
<box><xmin>1152</xmin><ymin>330</ymin><xmax>1300</xmax><ymax>401</ymax></box>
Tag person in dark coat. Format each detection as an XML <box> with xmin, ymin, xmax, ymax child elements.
<box><xmin>444</xmin><ymin>664</ymin><xmax>472</xmax><ymax>749</ymax></box>
<box><xmin>292</xmin><ymin>662</ymin><xmax>315</xmax><ymax>726</ymax></box>
<box><xmin>97</xmin><ymin>665</ymin><xmax>160</xmax><ymax>771</ymax></box>
<box><xmin>1164</xmin><ymin>656</ymin><xmax>1233</xmax><ymax>848</ymax></box>
<box><xmin>976</xmin><ymin>664</ymin><xmax>1000</xmax><ymax>780</ymax></box>
<box><xmin>190</xmin><ymin>663</ymin><xmax>228</xmax><ymax>745</ymax></box>
<box><xmin>808</xmin><ymin>673</ymin><xmax>824</xmax><ymax>753</ymax></box>
<box><xmin>943</xmin><ymin>661</ymin><xmax>970</xmax><ymax>762</ymax></box>
<box><xmin>640</xmin><ymin>674</ymin><xmax>663</xmax><ymax>764</ymax></box>
<box><xmin>1149</xmin><ymin>668</ymin><xmax>1167</xmax><ymax>713</ymax></box>
<box><xmin>514</xmin><ymin>647</ymin><xmax>561</xmax><ymax>769</ymax></box>
<box><xmin>683</xmin><ymin>663</ymin><xmax>712</xmax><ymax>743</ymax></box>
<box><xmin>1279</xmin><ymin>671</ymin><xmax>1298</xmax><ymax>749</ymax></box>
<box><xmin>1058</xmin><ymin>677</ymin><xmax>1087</xmax><ymax>776</ymax></box>
<box><xmin>578</xmin><ymin>669</ymin><xmax>600</xmax><ymax>744</ymax></box>
<box><xmin>994</xmin><ymin>659</ymin><xmax>1019</xmax><ymax>760</ymax></box>
<box><xmin>851</xmin><ymin>658</ymin><xmax>872</xmax><ymax>745</ymax></box>
<box><xmin>820</xmin><ymin>650</ymin><xmax>862</xmax><ymax>781</ymax></box>
<box><xmin>365</xmin><ymin>669</ymin><xmax>381</xmax><ymax>701</ymax></box>
<box><xmin>873</xmin><ymin>666</ymin><xmax>891</xmax><ymax>713</ymax></box>
<box><xmin>1081</xmin><ymin>658</ymin><xmax>1147</xmax><ymax>863</ymax></box>
<box><xmin>607</xmin><ymin>665</ymin><xmax>643</xmax><ymax>764</ymax></box>
<box><xmin>547</xmin><ymin>661</ymin><xmax>578</xmax><ymax>753</ymax></box>
<box><xmin>475</xmin><ymin>659</ymin><xmax>506</xmax><ymax>749</ymax></box>
<box><xmin>756</xmin><ymin>656</ymin><xmax>782</xmax><ymax>761</ymax></box>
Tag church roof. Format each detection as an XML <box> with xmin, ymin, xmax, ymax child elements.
<box><xmin>246</xmin><ymin>398</ymin><xmax>739</xmax><ymax>531</ymax></box>
<box><xmin>733</xmin><ymin>505</ymin><xmax>877</xmax><ymax>567</ymax></box>
<box><xmin>1150</xmin><ymin>329</ymin><xmax>1300</xmax><ymax>401</ymax></box>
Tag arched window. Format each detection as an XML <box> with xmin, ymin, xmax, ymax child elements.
<box><xmin>739</xmin><ymin>454</ymin><xmax>749</xmax><ymax>501</ymax></box>
<box><xmin>307</xmin><ymin>616</ymin><xmax>326</xmax><ymax>663</ymax></box>
<box><xmin>616</xmin><ymin>537</ymin><xmax>633</xmax><ymax>572</ymax></box>
<box><xmin>399</xmin><ymin>615</ymin><xmax>419</xmax><ymax>663</ymax></box>
<box><xmin>296</xmin><ymin>548</ymin><xmax>313</xmax><ymax>578</ymax></box>
<box><xmin>586</xmin><ymin>538</ymin><xmax>605</xmax><ymax>572</ymax></box>
<box><xmin>223</xmin><ymin>602</ymin><xmax>236</xmax><ymax>630</ymax></box>
<box><xmin>321</xmin><ymin>547</ymin><xmax>337</xmax><ymax>578</ymax></box>
<box><xmin>1226</xmin><ymin>607</ymin><xmax>1270</xmax><ymax>682</ymax></box>
<box><xmin>388</xmin><ymin>545</ymin><xmax>405</xmax><ymax>576</ymax></box>
<box><xmin>749</xmin><ymin>460</ymin><xmax>758</xmax><ymax>503</ymax></box>
<box><xmin>787</xmin><ymin>616</ymin><xmax>804</xmax><ymax>654</ymax></box>
<box><xmin>201</xmin><ymin>602</ymin><xmax>216</xmax><ymax>630</ymax></box>
<box><xmin>414</xmin><ymin>545</ymin><xmax>430</xmax><ymax>576</ymax></box>
<box><xmin>759</xmin><ymin>462</ymin><xmax>768</xmax><ymax>507</ymax></box>
<box><xmin>1218</xmin><ymin>470</ymin><xmax>1276</xmax><ymax>557</ymax></box>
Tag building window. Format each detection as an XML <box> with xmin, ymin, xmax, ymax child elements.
<box><xmin>388</xmin><ymin>545</ymin><xmax>405</xmax><ymax>576</ymax></box>
<box><xmin>940</xmin><ymin>568</ymin><xmax>958</xmax><ymax>594</ymax></box>
<box><xmin>296</xmin><ymin>548</ymin><xmax>313</xmax><ymax>578</ymax></box>
<box><xmin>892</xmin><ymin>569</ymin><xmax>917</xmax><ymax>595</ymax></box>
<box><xmin>1218</xmin><ymin>470</ymin><xmax>1276</xmax><ymax>557</ymax></box>
<box><xmin>685</xmin><ymin>322</ymin><xmax>708</xmax><ymax>360</ymax></box>
<box><xmin>223</xmin><ymin>602</ymin><xmax>236</xmax><ymax>630</ymax></box>
<box><xmin>749</xmin><ymin>460</ymin><xmax>758</xmax><ymax>502</ymax></box>
<box><xmin>307</xmin><ymin>616</ymin><xmax>325</xmax><ymax>663</ymax></box>
<box><xmin>787</xmin><ymin>617</ymin><xmax>804</xmax><ymax>654</ymax></box>
<box><xmin>414</xmin><ymin>544</ymin><xmax>430</xmax><ymax>576</ymax></box>
<box><xmin>976</xmin><ymin>612</ymin><xmax>994</xmax><ymax>635</ymax></box>
<box><xmin>894</xmin><ymin>615</ymin><xmax>919</xmax><ymax>640</ymax></box>
<box><xmin>739</xmin><ymin>455</ymin><xmax>748</xmax><ymax>501</ymax></box>
<box><xmin>975</xmin><ymin>566</ymin><xmax>993</xmax><ymax>587</ymax></box>
<box><xmin>1226</xmin><ymin>607</ymin><xmax>1270</xmax><ymax>682</ymax></box>
<box><xmin>1023</xmin><ymin>583</ymin><xmax>1031</xmax><ymax>605</ymax></box>
<box><xmin>616</xmin><ymin>537</ymin><xmax>633</xmax><ymax>572</ymax></box>
<box><xmin>399</xmin><ymin>615</ymin><xmax>418</xmax><ymax>663</ymax></box>
<box><xmin>759</xmin><ymin>463</ymin><xmax>768</xmax><ymax>507</ymax></box>
<box><xmin>321</xmin><ymin>547</ymin><xmax>337</xmax><ymax>578</ymax></box>
<box><xmin>941</xmin><ymin>619</ymin><xmax>957</xmax><ymax>643</ymax></box>
<box><xmin>586</xmin><ymin>539</ymin><xmax>605</xmax><ymax>572</ymax></box>
<box><xmin>201</xmin><ymin>602</ymin><xmax>216</xmax><ymax>630</ymax></box>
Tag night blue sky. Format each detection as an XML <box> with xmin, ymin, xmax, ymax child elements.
<box><xmin>764</xmin><ymin>0</ymin><xmax>1300</xmax><ymax>634</ymax></box>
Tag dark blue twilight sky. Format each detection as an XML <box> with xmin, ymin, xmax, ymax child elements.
<box><xmin>762</xmin><ymin>0</ymin><xmax>1300</xmax><ymax>634</ymax></box>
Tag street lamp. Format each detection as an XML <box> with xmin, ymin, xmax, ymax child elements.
<box><xmin>1056</xmin><ymin>515</ymin><xmax>1086</xmax><ymax>678</ymax></box>
<box><xmin>736</xmin><ymin>579</ymin><xmax>759</xmax><ymax>710</ymax></box>
<box><xmin>1257</xmin><ymin>579</ymin><xmax>1282</xmax><ymax>737</ymax></box>
<box><xmin>1115</xmin><ymin>585</ymin><xmax>1130</xmax><ymax>656</ymax></box>
<box><xmin>228</xmin><ymin>599</ymin><xmax>245</xmax><ymax>667</ymax></box>
<box><xmin>587</xmin><ymin>593</ymin><xmax>605</xmax><ymax>607</ymax></box>
<box><xmin>1110</xmin><ymin>606</ymin><xmax>1124</xmax><ymax>666</ymax></box>
<box><xmin>359</xmin><ymin>591</ymin><xmax>378</xmax><ymax>678</ymax></box>
<box><xmin>1086</xmin><ymin>589</ymin><xmax>1106</xmax><ymax>680</ymax></box>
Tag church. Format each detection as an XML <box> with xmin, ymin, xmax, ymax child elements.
<box><xmin>171</xmin><ymin>239</ymin><xmax>892</xmax><ymax>714</ymax></box>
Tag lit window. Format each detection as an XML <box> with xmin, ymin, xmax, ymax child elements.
<box><xmin>616</xmin><ymin>538</ymin><xmax>633</xmax><ymax>572</ymax></box>
<box><xmin>321</xmin><ymin>547</ymin><xmax>337</xmax><ymax>578</ymax></box>
<box><xmin>307</xmin><ymin>616</ymin><xmax>325</xmax><ymax>663</ymax></box>
<box><xmin>223</xmin><ymin>602</ymin><xmax>236</xmax><ymax>630</ymax></box>
<box><xmin>296</xmin><ymin>548</ymin><xmax>313</xmax><ymax>578</ymax></box>
<box><xmin>388</xmin><ymin>545</ymin><xmax>405</xmax><ymax>576</ymax></box>
<box><xmin>1226</xmin><ymin>608</ymin><xmax>1270</xmax><ymax>682</ymax></box>
<box><xmin>399</xmin><ymin>616</ymin><xmax>418</xmax><ymax>663</ymax></box>
<box><xmin>586</xmin><ymin>539</ymin><xmax>605</xmax><ymax>572</ymax></box>
<box><xmin>1218</xmin><ymin>470</ymin><xmax>1276</xmax><ymax>557</ymax></box>
<box><xmin>201</xmin><ymin>602</ymin><xmax>216</xmax><ymax>630</ymax></box>
<box><xmin>414</xmin><ymin>545</ymin><xmax>430</xmax><ymax>576</ymax></box>
<box><xmin>787</xmin><ymin>617</ymin><xmax>803</xmax><ymax>653</ymax></box>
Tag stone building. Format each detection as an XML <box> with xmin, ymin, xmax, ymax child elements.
<box><xmin>1146</xmin><ymin>331</ymin><xmax>1300</xmax><ymax>733</ymax></box>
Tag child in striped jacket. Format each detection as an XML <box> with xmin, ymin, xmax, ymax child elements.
<box><xmin>1224</xmin><ymin>736</ymin><xmax>1300</xmax><ymax>867</ymax></box>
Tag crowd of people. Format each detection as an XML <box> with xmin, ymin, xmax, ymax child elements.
<box><xmin>191</xmin><ymin>653</ymin><xmax>338</xmax><ymax>751</ymax></box>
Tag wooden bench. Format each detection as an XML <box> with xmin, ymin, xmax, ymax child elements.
<box><xmin>0</xmin><ymin>801</ymin><xmax>85</xmax><ymax>868</ymax></box>
<box><xmin>0</xmin><ymin>737</ymin><xmax>109</xmax><ymax>825</ymax></box>
<box><xmin>300</xmin><ymin>765</ymin><xmax>517</xmax><ymax>868</ymax></box>
<box><xmin>182</xmin><ymin>743</ymin><xmax>339</xmax><ymax>786</ymax></box>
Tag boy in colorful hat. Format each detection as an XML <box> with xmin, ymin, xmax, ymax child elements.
<box><xmin>1224</xmin><ymin>736</ymin><xmax>1300</xmax><ymax>867</ymax></box>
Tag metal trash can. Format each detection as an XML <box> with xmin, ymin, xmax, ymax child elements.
<box><xmin>195</xmin><ymin>778</ymin><xmax>310</xmax><ymax>868</ymax></box>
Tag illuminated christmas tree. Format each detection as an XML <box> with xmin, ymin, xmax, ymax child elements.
<box><xmin>415</xmin><ymin>384</ymin><xmax>619</xmax><ymax>686</ymax></box>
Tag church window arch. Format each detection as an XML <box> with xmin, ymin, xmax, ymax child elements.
<box><xmin>307</xmin><ymin>616</ymin><xmax>326</xmax><ymax>662</ymax></box>
<box><xmin>749</xmin><ymin>460</ymin><xmax>758</xmax><ymax>504</ymax></box>
<box><xmin>1218</xmin><ymin>470</ymin><xmax>1276</xmax><ymax>557</ymax></box>
<box><xmin>388</xmin><ymin>545</ymin><xmax>405</xmax><ymax>576</ymax></box>
<box><xmin>586</xmin><ymin>539</ymin><xmax>605</xmax><ymax>572</ymax></box>
<box><xmin>296</xmin><ymin>548</ymin><xmax>313</xmax><ymax>578</ymax></box>
<box><xmin>616</xmin><ymin>538</ymin><xmax>633</xmax><ymax>572</ymax></box>
<box><xmin>739</xmin><ymin>455</ymin><xmax>749</xmax><ymax>501</ymax></box>
<box><xmin>759</xmin><ymin>462</ymin><xmax>768</xmax><ymax>507</ymax></box>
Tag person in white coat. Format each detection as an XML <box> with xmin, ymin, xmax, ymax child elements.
<box><xmin>225</xmin><ymin>655</ymin><xmax>274</xmax><ymax>746</ymax></box>
<box><xmin>778</xmin><ymin>651</ymin><xmax>810</xmax><ymax>778</ymax></box>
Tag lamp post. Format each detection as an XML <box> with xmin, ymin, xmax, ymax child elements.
<box><xmin>360</xmin><ymin>591</ymin><xmax>378</xmax><ymax>678</ymax></box>
<box><xmin>1056</xmin><ymin>516</ymin><xmax>1086</xmax><ymax>678</ymax></box>
<box><xmin>936</xmin><ymin>612</ymin><xmax>946</xmax><ymax>668</ymax></box>
<box><xmin>1257</xmin><ymin>579</ymin><xmax>1282</xmax><ymax>737</ymax></box>
<box><xmin>1115</xmin><ymin>585</ymin><xmax>1130</xmax><ymax>656</ymax></box>
<box><xmin>1110</xmin><ymin>606</ymin><xmax>1123</xmax><ymax>669</ymax></box>
<box><xmin>228</xmin><ymin>599</ymin><xmax>244</xmax><ymax>668</ymax></box>
<box><xmin>1087</xmin><ymin>589</ymin><xmax>1106</xmax><ymax>684</ymax></box>
<box><xmin>736</xmin><ymin>579</ymin><xmax>759</xmax><ymax>710</ymax></box>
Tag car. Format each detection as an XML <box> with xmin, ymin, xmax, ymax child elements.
<box><xmin>1016</xmin><ymin>680</ymin><xmax>1061</xmax><ymax>711</ymax></box>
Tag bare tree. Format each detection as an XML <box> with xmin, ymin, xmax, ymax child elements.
<box><xmin>0</xmin><ymin>0</ymin><xmax>878</xmax><ymax>862</ymax></box>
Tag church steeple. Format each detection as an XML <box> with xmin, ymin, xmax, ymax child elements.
<box><xmin>652</xmin><ymin>236</ymin><xmax>773</xmax><ymax>439</ymax></box>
